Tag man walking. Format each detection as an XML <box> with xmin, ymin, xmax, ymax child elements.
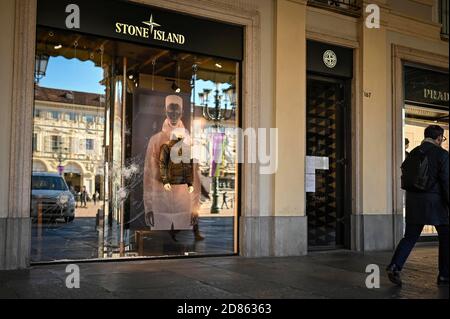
<box><xmin>80</xmin><ymin>186</ymin><xmax>88</xmax><ymax>208</ymax></box>
<box><xmin>221</xmin><ymin>192</ymin><xmax>230</xmax><ymax>210</ymax></box>
<box><xmin>387</xmin><ymin>125</ymin><xmax>449</xmax><ymax>286</ymax></box>
<box><xmin>405</xmin><ymin>138</ymin><xmax>410</xmax><ymax>158</ymax></box>
<box><xmin>94</xmin><ymin>191</ymin><xmax>100</xmax><ymax>206</ymax></box>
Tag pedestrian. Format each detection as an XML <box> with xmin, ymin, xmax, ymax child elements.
<box><xmin>405</xmin><ymin>138</ymin><xmax>410</xmax><ymax>158</ymax></box>
<box><xmin>75</xmin><ymin>190</ymin><xmax>81</xmax><ymax>208</ymax></box>
<box><xmin>221</xmin><ymin>192</ymin><xmax>229</xmax><ymax>209</ymax></box>
<box><xmin>94</xmin><ymin>191</ymin><xmax>99</xmax><ymax>205</ymax></box>
<box><xmin>69</xmin><ymin>186</ymin><xmax>77</xmax><ymax>208</ymax></box>
<box><xmin>80</xmin><ymin>186</ymin><xmax>88</xmax><ymax>208</ymax></box>
<box><xmin>387</xmin><ymin>125</ymin><xmax>449</xmax><ymax>287</ymax></box>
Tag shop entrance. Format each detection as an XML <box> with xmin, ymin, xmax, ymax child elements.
<box><xmin>64</xmin><ymin>173</ymin><xmax>81</xmax><ymax>193</ymax></box>
<box><xmin>306</xmin><ymin>75</ymin><xmax>351</xmax><ymax>249</ymax></box>
<box><xmin>402</xmin><ymin>64</ymin><xmax>449</xmax><ymax>238</ymax></box>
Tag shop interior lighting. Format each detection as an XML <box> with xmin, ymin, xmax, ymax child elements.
<box><xmin>172</xmin><ymin>81</ymin><xmax>181</xmax><ymax>93</ymax></box>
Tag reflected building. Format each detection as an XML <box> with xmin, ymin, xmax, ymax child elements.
<box><xmin>33</xmin><ymin>86</ymin><xmax>105</xmax><ymax>197</ymax></box>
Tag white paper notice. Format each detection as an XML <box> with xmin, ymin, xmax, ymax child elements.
<box><xmin>316</xmin><ymin>157</ymin><xmax>329</xmax><ymax>170</ymax></box>
<box><xmin>306</xmin><ymin>156</ymin><xmax>330</xmax><ymax>173</ymax></box>
<box><xmin>306</xmin><ymin>174</ymin><xmax>316</xmax><ymax>193</ymax></box>
<box><xmin>306</xmin><ymin>156</ymin><xmax>316</xmax><ymax>174</ymax></box>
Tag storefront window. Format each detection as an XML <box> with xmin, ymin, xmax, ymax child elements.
<box><xmin>402</xmin><ymin>65</ymin><xmax>449</xmax><ymax>236</ymax></box>
<box><xmin>31</xmin><ymin>24</ymin><xmax>241</xmax><ymax>262</ymax></box>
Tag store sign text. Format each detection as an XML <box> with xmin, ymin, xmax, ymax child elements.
<box><xmin>424</xmin><ymin>89</ymin><xmax>449</xmax><ymax>103</ymax></box>
<box><xmin>115</xmin><ymin>15</ymin><xmax>186</xmax><ymax>45</ymax></box>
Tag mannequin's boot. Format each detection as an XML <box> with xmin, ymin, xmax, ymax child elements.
<box><xmin>169</xmin><ymin>227</ymin><xmax>179</xmax><ymax>242</ymax></box>
<box><xmin>193</xmin><ymin>224</ymin><xmax>205</xmax><ymax>241</ymax></box>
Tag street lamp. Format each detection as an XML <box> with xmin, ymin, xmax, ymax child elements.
<box><xmin>57</xmin><ymin>141</ymin><xmax>68</xmax><ymax>176</ymax></box>
<box><xmin>35</xmin><ymin>53</ymin><xmax>50</xmax><ymax>84</ymax></box>
<box><xmin>199</xmin><ymin>84</ymin><xmax>236</xmax><ymax>214</ymax></box>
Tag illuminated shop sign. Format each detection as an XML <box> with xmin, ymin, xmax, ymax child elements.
<box><xmin>115</xmin><ymin>15</ymin><xmax>186</xmax><ymax>45</ymax></box>
<box><xmin>405</xmin><ymin>66</ymin><xmax>449</xmax><ymax>110</ymax></box>
<box><xmin>37</xmin><ymin>0</ymin><xmax>244</xmax><ymax>61</ymax></box>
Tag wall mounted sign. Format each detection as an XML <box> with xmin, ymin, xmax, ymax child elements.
<box><xmin>323</xmin><ymin>50</ymin><xmax>338</xmax><ymax>69</ymax></box>
<box><xmin>37</xmin><ymin>0</ymin><xmax>244</xmax><ymax>61</ymax></box>
<box><xmin>307</xmin><ymin>41</ymin><xmax>353</xmax><ymax>79</ymax></box>
<box><xmin>404</xmin><ymin>65</ymin><xmax>449</xmax><ymax>110</ymax></box>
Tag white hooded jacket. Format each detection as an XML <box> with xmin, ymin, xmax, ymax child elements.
<box><xmin>143</xmin><ymin>119</ymin><xmax>201</xmax><ymax>230</ymax></box>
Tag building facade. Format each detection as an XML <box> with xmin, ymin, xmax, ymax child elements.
<box><xmin>33</xmin><ymin>87</ymin><xmax>105</xmax><ymax>197</ymax></box>
<box><xmin>0</xmin><ymin>0</ymin><xmax>448</xmax><ymax>269</ymax></box>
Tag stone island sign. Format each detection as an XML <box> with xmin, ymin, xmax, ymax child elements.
<box><xmin>115</xmin><ymin>14</ymin><xmax>186</xmax><ymax>45</ymax></box>
<box><xmin>37</xmin><ymin>0</ymin><xmax>244</xmax><ymax>61</ymax></box>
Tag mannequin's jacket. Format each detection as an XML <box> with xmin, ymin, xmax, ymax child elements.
<box><xmin>159</xmin><ymin>138</ymin><xmax>194</xmax><ymax>187</ymax></box>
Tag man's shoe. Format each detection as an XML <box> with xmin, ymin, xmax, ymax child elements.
<box><xmin>386</xmin><ymin>265</ymin><xmax>403</xmax><ymax>287</ymax></box>
<box><xmin>437</xmin><ymin>276</ymin><xmax>449</xmax><ymax>286</ymax></box>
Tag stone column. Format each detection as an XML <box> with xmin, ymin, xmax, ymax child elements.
<box><xmin>0</xmin><ymin>0</ymin><xmax>36</xmax><ymax>270</ymax></box>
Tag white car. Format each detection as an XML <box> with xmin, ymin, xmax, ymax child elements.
<box><xmin>31</xmin><ymin>172</ymin><xmax>76</xmax><ymax>223</ymax></box>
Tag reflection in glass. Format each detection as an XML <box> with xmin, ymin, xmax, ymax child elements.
<box><xmin>31</xmin><ymin>27</ymin><xmax>240</xmax><ymax>262</ymax></box>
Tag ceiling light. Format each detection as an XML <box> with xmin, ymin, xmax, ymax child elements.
<box><xmin>215</xmin><ymin>63</ymin><xmax>223</xmax><ymax>69</ymax></box>
<box><xmin>172</xmin><ymin>82</ymin><xmax>181</xmax><ymax>93</ymax></box>
<box><xmin>54</xmin><ymin>44</ymin><xmax>63</xmax><ymax>50</ymax></box>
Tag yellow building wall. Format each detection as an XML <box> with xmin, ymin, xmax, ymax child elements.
<box><xmin>274</xmin><ymin>0</ymin><xmax>307</xmax><ymax>217</ymax></box>
<box><xmin>360</xmin><ymin>20</ymin><xmax>390</xmax><ymax>215</ymax></box>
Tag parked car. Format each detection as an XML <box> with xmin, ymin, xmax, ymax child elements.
<box><xmin>31</xmin><ymin>172</ymin><xmax>76</xmax><ymax>223</ymax></box>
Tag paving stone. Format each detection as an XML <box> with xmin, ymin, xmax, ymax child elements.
<box><xmin>0</xmin><ymin>246</ymin><xmax>447</xmax><ymax>299</ymax></box>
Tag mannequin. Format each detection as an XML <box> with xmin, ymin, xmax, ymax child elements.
<box><xmin>143</xmin><ymin>95</ymin><xmax>204</xmax><ymax>241</ymax></box>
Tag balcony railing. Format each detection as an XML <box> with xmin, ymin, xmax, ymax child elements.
<box><xmin>440</xmin><ymin>0</ymin><xmax>449</xmax><ymax>39</ymax></box>
<box><xmin>308</xmin><ymin>0</ymin><xmax>361</xmax><ymax>17</ymax></box>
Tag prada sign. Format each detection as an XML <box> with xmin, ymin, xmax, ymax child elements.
<box><xmin>405</xmin><ymin>66</ymin><xmax>449</xmax><ymax>110</ymax></box>
<box><xmin>37</xmin><ymin>0</ymin><xmax>244</xmax><ymax>61</ymax></box>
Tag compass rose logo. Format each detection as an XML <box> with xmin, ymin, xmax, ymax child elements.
<box><xmin>323</xmin><ymin>50</ymin><xmax>338</xmax><ymax>69</ymax></box>
<box><xmin>142</xmin><ymin>15</ymin><xmax>161</xmax><ymax>35</ymax></box>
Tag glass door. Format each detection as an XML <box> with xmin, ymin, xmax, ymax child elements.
<box><xmin>403</xmin><ymin>105</ymin><xmax>449</xmax><ymax>236</ymax></box>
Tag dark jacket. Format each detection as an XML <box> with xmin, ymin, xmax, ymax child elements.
<box><xmin>405</xmin><ymin>141</ymin><xmax>449</xmax><ymax>226</ymax></box>
<box><xmin>159</xmin><ymin>139</ymin><xmax>194</xmax><ymax>187</ymax></box>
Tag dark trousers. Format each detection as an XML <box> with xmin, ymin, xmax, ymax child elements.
<box><xmin>390</xmin><ymin>224</ymin><xmax>449</xmax><ymax>278</ymax></box>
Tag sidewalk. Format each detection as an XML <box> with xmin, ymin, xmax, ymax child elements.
<box><xmin>0</xmin><ymin>245</ymin><xmax>448</xmax><ymax>299</ymax></box>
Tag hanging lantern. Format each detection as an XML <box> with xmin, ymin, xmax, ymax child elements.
<box><xmin>35</xmin><ymin>53</ymin><xmax>50</xmax><ymax>83</ymax></box>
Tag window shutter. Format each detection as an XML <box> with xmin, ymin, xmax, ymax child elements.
<box><xmin>36</xmin><ymin>134</ymin><xmax>41</xmax><ymax>152</ymax></box>
<box><xmin>44</xmin><ymin>136</ymin><xmax>52</xmax><ymax>152</ymax></box>
<box><xmin>71</xmin><ymin>137</ymin><xmax>79</xmax><ymax>154</ymax></box>
<box><xmin>62</xmin><ymin>136</ymin><xmax>70</xmax><ymax>153</ymax></box>
<box><xmin>79</xmin><ymin>138</ymin><xmax>86</xmax><ymax>154</ymax></box>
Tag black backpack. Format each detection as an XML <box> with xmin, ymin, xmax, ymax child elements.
<box><xmin>401</xmin><ymin>147</ymin><xmax>431</xmax><ymax>192</ymax></box>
